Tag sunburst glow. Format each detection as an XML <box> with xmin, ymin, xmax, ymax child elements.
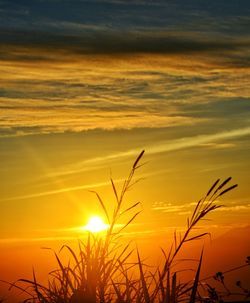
<box><xmin>83</xmin><ymin>216</ymin><xmax>109</xmax><ymax>233</ymax></box>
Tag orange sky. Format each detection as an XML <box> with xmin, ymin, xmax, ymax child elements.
<box><xmin>1</xmin><ymin>0</ymin><xmax>250</xmax><ymax>301</ymax></box>
<box><xmin>0</xmin><ymin>145</ymin><xmax>249</xmax><ymax>301</ymax></box>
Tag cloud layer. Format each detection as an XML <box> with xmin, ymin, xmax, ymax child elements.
<box><xmin>0</xmin><ymin>0</ymin><xmax>249</xmax><ymax>136</ymax></box>
<box><xmin>1</xmin><ymin>49</ymin><xmax>249</xmax><ymax>136</ymax></box>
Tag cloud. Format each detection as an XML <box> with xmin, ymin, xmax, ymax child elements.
<box><xmin>1</xmin><ymin>28</ymin><xmax>249</xmax><ymax>58</ymax></box>
<box><xmin>53</xmin><ymin>126</ymin><xmax>250</xmax><ymax>178</ymax></box>
<box><xmin>0</xmin><ymin>110</ymin><xmax>200</xmax><ymax>138</ymax></box>
<box><xmin>0</xmin><ymin>3</ymin><xmax>249</xmax><ymax>137</ymax></box>
<box><xmin>36</xmin><ymin>127</ymin><xmax>250</xmax><ymax>178</ymax></box>
<box><xmin>152</xmin><ymin>200</ymin><xmax>250</xmax><ymax>216</ymax></box>
<box><xmin>198</xmin><ymin>143</ymin><xmax>236</xmax><ymax>149</ymax></box>
<box><xmin>0</xmin><ymin>180</ymin><xmax>114</xmax><ymax>201</ymax></box>
<box><xmin>0</xmin><ymin>166</ymin><xmax>171</xmax><ymax>201</ymax></box>
<box><xmin>1</xmin><ymin>0</ymin><xmax>249</xmax><ymax>38</ymax></box>
<box><xmin>0</xmin><ymin>51</ymin><xmax>249</xmax><ymax>137</ymax></box>
<box><xmin>152</xmin><ymin>202</ymin><xmax>187</xmax><ymax>213</ymax></box>
<box><xmin>216</xmin><ymin>204</ymin><xmax>250</xmax><ymax>212</ymax></box>
<box><xmin>0</xmin><ymin>236</ymin><xmax>78</xmax><ymax>244</ymax></box>
<box><xmin>146</xmin><ymin>127</ymin><xmax>250</xmax><ymax>154</ymax></box>
<box><xmin>1</xmin><ymin>127</ymin><xmax>249</xmax><ymax>202</ymax></box>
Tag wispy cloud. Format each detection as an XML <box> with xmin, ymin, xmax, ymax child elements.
<box><xmin>152</xmin><ymin>199</ymin><xmax>250</xmax><ymax>215</ymax></box>
<box><xmin>0</xmin><ymin>227</ymin><xmax>173</xmax><ymax>244</ymax></box>
<box><xmin>0</xmin><ymin>53</ymin><xmax>249</xmax><ymax>137</ymax></box>
<box><xmin>216</xmin><ymin>204</ymin><xmax>250</xmax><ymax>212</ymax></box>
<box><xmin>0</xmin><ymin>167</ymin><xmax>171</xmax><ymax>201</ymax></box>
<box><xmin>0</xmin><ymin>180</ymin><xmax>113</xmax><ymax>201</ymax></box>
<box><xmin>147</xmin><ymin>127</ymin><xmax>250</xmax><ymax>154</ymax></box>
<box><xmin>1</xmin><ymin>127</ymin><xmax>249</xmax><ymax>201</ymax></box>
<box><xmin>152</xmin><ymin>202</ymin><xmax>188</xmax><ymax>213</ymax></box>
<box><xmin>198</xmin><ymin>143</ymin><xmax>236</xmax><ymax>149</ymax></box>
<box><xmin>1</xmin><ymin>0</ymin><xmax>249</xmax><ymax>38</ymax></box>
<box><xmin>0</xmin><ymin>236</ymin><xmax>79</xmax><ymax>244</ymax></box>
<box><xmin>36</xmin><ymin>126</ymin><xmax>250</xmax><ymax>181</ymax></box>
<box><xmin>71</xmin><ymin>126</ymin><xmax>250</xmax><ymax>165</ymax></box>
<box><xmin>1</xmin><ymin>28</ymin><xmax>249</xmax><ymax>59</ymax></box>
<box><xmin>1</xmin><ymin>2</ymin><xmax>249</xmax><ymax>138</ymax></box>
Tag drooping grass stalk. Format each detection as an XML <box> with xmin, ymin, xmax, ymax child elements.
<box><xmin>161</xmin><ymin>177</ymin><xmax>238</xmax><ymax>275</ymax></box>
<box><xmin>154</xmin><ymin>176</ymin><xmax>238</xmax><ymax>302</ymax></box>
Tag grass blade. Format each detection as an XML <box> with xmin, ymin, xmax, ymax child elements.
<box><xmin>118</xmin><ymin>211</ymin><xmax>141</xmax><ymax>234</ymax></box>
<box><xmin>171</xmin><ymin>272</ymin><xmax>177</xmax><ymax>303</ymax></box>
<box><xmin>90</xmin><ymin>191</ymin><xmax>110</xmax><ymax>224</ymax></box>
<box><xmin>133</xmin><ymin>150</ymin><xmax>145</xmax><ymax>169</ymax></box>
<box><xmin>137</xmin><ymin>249</ymin><xmax>150</xmax><ymax>303</ymax></box>
<box><xmin>216</xmin><ymin>184</ymin><xmax>238</xmax><ymax>198</ymax></box>
<box><xmin>189</xmin><ymin>249</ymin><xmax>203</xmax><ymax>303</ymax></box>
<box><xmin>206</xmin><ymin>179</ymin><xmax>220</xmax><ymax>197</ymax></box>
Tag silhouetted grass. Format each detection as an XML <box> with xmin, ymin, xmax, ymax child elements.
<box><xmin>5</xmin><ymin>151</ymin><xmax>249</xmax><ymax>302</ymax></box>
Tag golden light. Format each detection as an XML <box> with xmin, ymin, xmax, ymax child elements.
<box><xmin>83</xmin><ymin>216</ymin><xmax>109</xmax><ymax>233</ymax></box>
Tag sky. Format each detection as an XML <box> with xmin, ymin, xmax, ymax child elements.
<box><xmin>0</xmin><ymin>0</ymin><xmax>250</xmax><ymax>299</ymax></box>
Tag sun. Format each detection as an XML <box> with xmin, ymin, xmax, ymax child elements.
<box><xmin>83</xmin><ymin>216</ymin><xmax>109</xmax><ymax>233</ymax></box>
